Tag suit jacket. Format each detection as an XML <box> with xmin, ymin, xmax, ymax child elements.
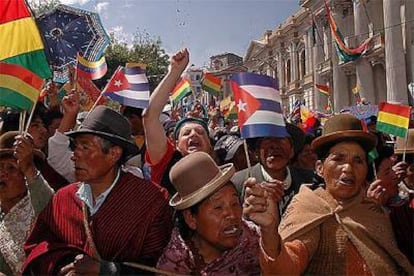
<box><xmin>231</xmin><ymin>163</ymin><xmax>314</xmax><ymax>217</ymax></box>
<box><xmin>23</xmin><ymin>172</ymin><xmax>173</xmax><ymax>275</ymax></box>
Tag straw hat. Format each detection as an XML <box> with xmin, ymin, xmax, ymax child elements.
<box><xmin>169</xmin><ymin>152</ymin><xmax>235</xmax><ymax>210</ymax></box>
<box><xmin>311</xmin><ymin>113</ymin><xmax>377</xmax><ymax>156</ymax></box>
<box><xmin>394</xmin><ymin>129</ymin><xmax>414</xmax><ymax>154</ymax></box>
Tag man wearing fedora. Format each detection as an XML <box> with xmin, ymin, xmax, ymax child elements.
<box><xmin>23</xmin><ymin>106</ymin><xmax>173</xmax><ymax>275</ymax></box>
<box><xmin>231</xmin><ymin>123</ymin><xmax>314</xmax><ymax>218</ymax></box>
<box><xmin>143</xmin><ymin>48</ymin><xmax>214</xmax><ymax>195</ymax></box>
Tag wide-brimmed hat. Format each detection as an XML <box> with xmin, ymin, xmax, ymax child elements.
<box><xmin>311</xmin><ymin>113</ymin><xmax>377</xmax><ymax>157</ymax></box>
<box><xmin>169</xmin><ymin>151</ymin><xmax>235</xmax><ymax>210</ymax></box>
<box><xmin>66</xmin><ymin>106</ymin><xmax>139</xmax><ymax>159</ymax></box>
<box><xmin>395</xmin><ymin>129</ymin><xmax>414</xmax><ymax>154</ymax></box>
<box><xmin>0</xmin><ymin>131</ymin><xmax>45</xmax><ymax>161</ymax></box>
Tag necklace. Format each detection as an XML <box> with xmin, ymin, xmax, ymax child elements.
<box><xmin>0</xmin><ymin>208</ymin><xmax>5</xmax><ymax>222</ymax></box>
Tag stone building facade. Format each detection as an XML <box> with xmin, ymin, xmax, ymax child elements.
<box><xmin>244</xmin><ymin>0</ymin><xmax>414</xmax><ymax>114</ymax></box>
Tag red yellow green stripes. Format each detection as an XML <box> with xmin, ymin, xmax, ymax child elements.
<box><xmin>0</xmin><ymin>62</ymin><xmax>44</xmax><ymax>111</ymax></box>
<box><xmin>324</xmin><ymin>0</ymin><xmax>370</xmax><ymax>62</ymax></box>
<box><xmin>201</xmin><ymin>72</ymin><xmax>221</xmax><ymax>96</ymax></box>
<box><xmin>0</xmin><ymin>0</ymin><xmax>51</xmax><ymax>79</ymax></box>
<box><xmin>377</xmin><ymin>102</ymin><xmax>411</xmax><ymax>138</ymax></box>
<box><xmin>171</xmin><ymin>78</ymin><xmax>192</xmax><ymax>104</ymax></box>
<box><xmin>0</xmin><ymin>0</ymin><xmax>31</xmax><ymax>24</ymax></box>
<box><xmin>315</xmin><ymin>84</ymin><xmax>330</xmax><ymax>97</ymax></box>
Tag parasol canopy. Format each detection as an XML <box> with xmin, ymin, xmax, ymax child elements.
<box><xmin>37</xmin><ymin>4</ymin><xmax>110</xmax><ymax>82</ymax></box>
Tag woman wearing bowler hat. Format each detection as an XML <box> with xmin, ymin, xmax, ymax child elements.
<box><xmin>157</xmin><ymin>151</ymin><xmax>283</xmax><ymax>275</ymax></box>
<box><xmin>244</xmin><ymin>113</ymin><xmax>413</xmax><ymax>275</ymax></box>
<box><xmin>0</xmin><ymin>131</ymin><xmax>53</xmax><ymax>275</ymax></box>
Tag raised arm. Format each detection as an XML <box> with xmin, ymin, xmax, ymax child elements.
<box><xmin>47</xmin><ymin>92</ymin><xmax>80</xmax><ymax>182</ymax></box>
<box><xmin>143</xmin><ymin>48</ymin><xmax>189</xmax><ymax>165</ymax></box>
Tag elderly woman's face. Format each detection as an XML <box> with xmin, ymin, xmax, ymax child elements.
<box><xmin>318</xmin><ymin>141</ymin><xmax>367</xmax><ymax>201</ymax></box>
<box><xmin>0</xmin><ymin>156</ymin><xmax>26</xmax><ymax>203</ymax></box>
<box><xmin>186</xmin><ymin>184</ymin><xmax>242</xmax><ymax>257</ymax></box>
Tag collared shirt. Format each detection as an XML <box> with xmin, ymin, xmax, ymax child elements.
<box><xmin>76</xmin><ymin>169</ymin><xmax>121</xmax><ymax>216</ymax></box>
<box><xmin>261</xmin><ymin>165</ymin><xmax>292</xmax><ymax>190</ymax></box>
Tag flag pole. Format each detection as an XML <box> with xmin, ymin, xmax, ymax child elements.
<box><xmin>402</xmin><ymin>130</ymin><xmax>409</xmax><ymax>162</ymax></box>
<box><xmin>81</xmin><ymin>66</ymin><xmax>122</xmax><ymax>126</ymax></box>
<box><xmin>23</xmin><ymin>105</ymin><xmax>36</xmax><ymax>137</ymax></box>
<box><xmin>243</xmin><ymin>139</ymin><xmax>252</xmax><ymax>178</ymax></box>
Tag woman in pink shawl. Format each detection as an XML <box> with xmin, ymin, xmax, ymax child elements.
<box><xmin>157</xmin><ymin>152</ymin><xmax>283</xmax><ymax>275</ymax></box>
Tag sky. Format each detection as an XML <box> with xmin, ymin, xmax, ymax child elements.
<box><xmin>59</xmin><ymin>0</ymin><xmax>300</xmax><ymax>68</ymax></box>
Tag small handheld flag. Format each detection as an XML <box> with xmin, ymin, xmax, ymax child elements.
<box><xmin>231</xmin><ymin>72</ymin><xmax>288</xmax><ymax>139</ymax></box>
<box><xmin>76</xmin><ymin>53</ymin><xmax>107</xmax><ymax>80</ymax></box>
<box><xmin>0</xmin><ymin>62</ymin><xmax>44</xmax><ymax>112</ymax></box>
<box><xmin>376</xmin><ymin>101</ymin><xmax>411</xmax><ymax>138</ymax></box>
<box><xmin>106</xmin><ymin>65</ymin><xmax>150</xmax><ymax>109</ymax></box>
<box><xmin>171</xmin><ymin>78</ymin><xmax>192</xmax><ymax>105</ymax></box>
<box><xmin>201</xmin><ymin>72</ymin><xmax>221</xmax><ymax>96</ymax></box>
<box><xmin>104</xmin><ymin>67</ymin><xmax>131</xmax><ymax>93</ymax></box>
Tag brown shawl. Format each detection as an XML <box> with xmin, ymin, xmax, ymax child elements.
<box><xmin>279</xmin><ymin>186</ymin><xmax>413</xmax><ymax>275</ymax></box>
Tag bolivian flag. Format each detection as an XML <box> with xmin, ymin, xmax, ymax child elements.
<box><xmin>201</xmin><ymin>72</ymin><xmax>221</xmax><ymax>96</ymax></box>
<box><xmin>171</xmin><ymin>78</ymin><xmax>192</xmax><ymax>104</ymax></box>
<box><xmin>377</xmin><ymin>102</ymin><xmax>411</xmax><ymax>138</ymax></box>
<box><xmin>0</xmin><ymin>62</ymin><xmax>45</xmax><ymax>111</ymax></box>
<box><xmin>0</xmin><ymin>0</ymin><xmax>51</xmax><ymax>79</ymax></box>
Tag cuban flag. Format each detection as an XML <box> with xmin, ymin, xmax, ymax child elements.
<box><xmin>106</xmin><ymin>66</ymin><xmax>150</xmax><ymax>108</ymax></box>
<box><xmin>231</xmin><ymin>72</ymin><xmax>288</xmax><ymax>139</ymax></box>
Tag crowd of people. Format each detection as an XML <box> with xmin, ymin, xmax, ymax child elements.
<box><xmin>0</xmin><ymin>48</ymin><xmax>413</xmax><ymax>275</ymax></box>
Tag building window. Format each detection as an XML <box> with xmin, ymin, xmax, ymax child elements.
<box><xmin>286</xmin><ymin>59</ymin><xmax>291</xmax><ymax>84</ymax></box>
<box><xmin>301</xmin><ymin>50</ymin><xmax>306</xmax><ymax>79</ymax></box>
<box><xmin>196</xmin><ymin>74</ymin><xmax>200</xmax><ymax>81</ymax></box>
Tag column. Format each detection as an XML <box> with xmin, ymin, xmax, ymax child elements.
<box><xmin>405</xmin><ymin>0</ymin><xmax>414</xmax><ymax>93</ymax></box>
<box><xmin>330</xmin><ymin>6</ymin><xmax>349</xmax><ymax>111</ymax></box>
<box><xmin>313</xmin><ymin>16</ymin><xmax>327</xmax><ymax>112</ymax></box>
<box><xmin>303</xmin><ymin>32</ymin><xmax>309</xmax><ymax>75</ymax></box>
<box><xmin>383</xmin><ymin>0</ymin><xmax>408</xmax><ymax>104</ymax></box>
<box><xmin>307</xmin><ymin>28</ymin><xmax>313</xmax><ymax>74</ymax></box>
<box><xmin>277</xmin><ymin>50</ymin><xmax>285</xmax><ymax>89</ymax></box>
<box><xmin>353</xmin><ymin>0</ymin><xmax>375</xmax><ymax>104</ymax></box>
<box><xmin>290</xmin><ymin>43</ymin><xmax>296</xmax><ymax>81</ymax></box>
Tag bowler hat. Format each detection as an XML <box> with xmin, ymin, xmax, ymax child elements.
<box><xmin>311</xmin><ymin>113</ymin><xmax>377</xmax><ymax>157</ymax></box>
<box><xmin>66</xmin><ymin>106</ymin><xmax>139</xmax><ymax>159</ymax></box>
<box><xmin>0</xmin><ymin>131</ymin><xmax>45</xmax><ymax>161</ymax></box>
<box><xmin>169</xmin><ymin>152</ymin><xmax>235</xmax><ymax>210</ymax></box>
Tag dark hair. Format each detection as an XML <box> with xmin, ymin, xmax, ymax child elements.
<box><xmin>44</xmin><ymin>109</ymin><xmax>63</xmax><ymax>127</ymax></box>
<box><xmin>176</xmin><ymin>204</ymin><xmax>200</xmax><ymax>240</ymax></box>
<box><xmin>122</xmin><ymin>106</ymin><xmax>144</xmax><ymax>118</ymax></box>
<box><xmin>174</xmin><ymin>117</ymin><xmax>209</xmax><ymax>140</ymax></box>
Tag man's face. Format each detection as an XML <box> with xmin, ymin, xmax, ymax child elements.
<box><xmin>258</xmin><ymin>137</ymin><xmax>294</xmax><ymax>172</ymax></box>
<box><xmin>28</xmin><ymin>117</ymin><xmax>48</xmax><ymax>150</ymax></box>
<box><xmin>70</xmin><ymin>134</ymin><xmax>120</xmax><ymax>185</ymax></box>
<box><xmin>176</xmin><ymin>122</ymin><xmax>211</xmax><ymax>156</ymax></box>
